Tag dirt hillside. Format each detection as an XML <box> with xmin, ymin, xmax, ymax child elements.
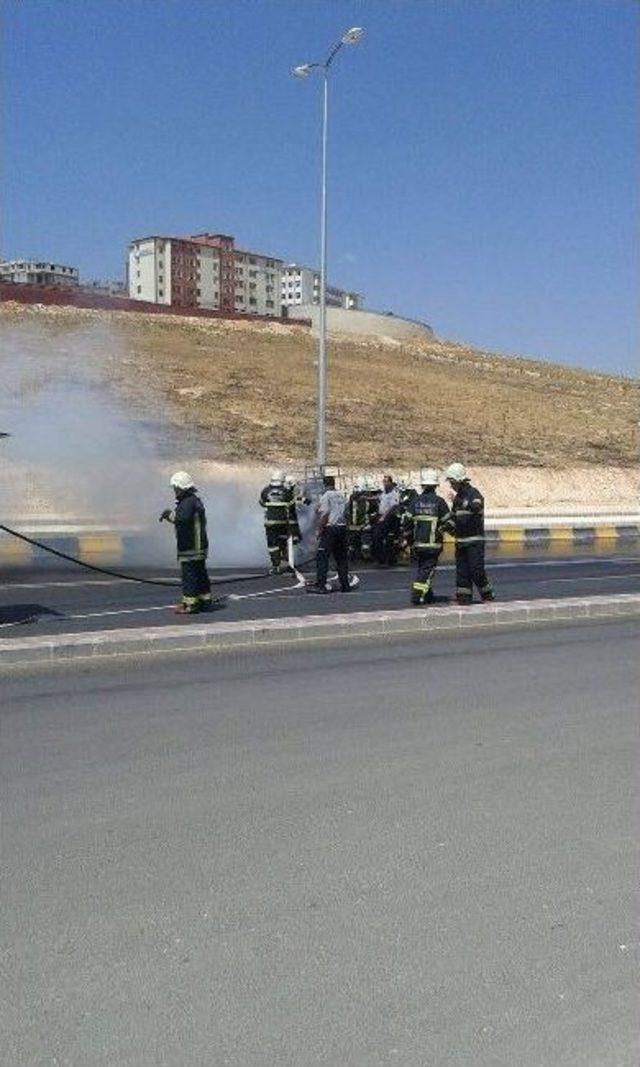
<box><xmin>1</xmin><ymin>302</ymin><xmax>637</xmax><ymax>469</ymax></box>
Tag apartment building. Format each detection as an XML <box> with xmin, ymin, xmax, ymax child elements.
<box><xmin>128</xmin><ymin>233</ymin><xmax>282</xmax><ymax>316</ymax></box>
<box><xmin>0</xmin><ymin>260</ymin><xmax>79</xmax><ymax>286</ymax></box>
<box><xmin>281</xmin><ymin>264</ymin><xmax>362</xmax><ymax>311</ymax></box>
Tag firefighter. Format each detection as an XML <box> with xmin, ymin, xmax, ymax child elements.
<box><xmin>398</xmin><ymin>478</ymin><xmax>418</xmax><ymax>512</ymax></box>
<box><xmin>308</xmin><ymin>474</ymin><xmax>351</xmax><ymax>594</ymax></box>
<box><xmin>359</xmin><ymin>478</ymin><xmax>381</xmax><ymax>561</ymax></box>
<box><xmin>259</xmin><ymin>470</ymin><xmax>296</xmax><ymax>574</ymax></box>
<box><xmin>284</xmin><ymin>474</ymin><xmax>304</xmax><ymax>546</ymax></box>
<box><xmin>444</xmin><ymin>462</ymin><xmax>495</xmax><ymax>605</ymax></box>
<box><xmin>346</xmin><ymin>478</ymin><xmax>368</xmax><ymax>559</ymax></box>
<box><xmin>372</xmin><ymin>475</ymin><xmax>401</xmax><ymax>566</ymax></box>
<box><xmin>396</xmin><ymin>478</ymin><xmax>418</xmax><ymax>564</ymax></box>
<box><xmin>160</xmin><ymin>471</ymin><xmax>212</xmax><ymax>614</ymax></box>
<box><xmin>402</xmin><ymin>468</ymin><xmax>450</xmax><ymax>604</ymax></box>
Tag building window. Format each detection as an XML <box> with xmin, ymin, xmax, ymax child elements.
<box><xmin>158</xmin><ymin>289</ymin><xmax>163</xmax><ymax>297</ymax></box>
<box><xmin>249</xmin><ymin>297</ymin><xmax>257</xmax><ymax>305</ymax></box>
<box><xmin>249</xmin><ymin>257</ymin><xmax>256</xmax><ymax>265</ymax></box>
<box><xmin>266</xmin><ymin>300</ymin><xmax>274</xmax><ymax>307</ymax></box>
<box><xmin>158</xmin><ymin>275</ymin><xmax>163</xmax><ymax>283</ymax></box>
<box><xmin>137</xmin><ymin>286</ymin><xmax>141</xmax><ymax>294</ymax></box>
<box><xmin>196</xmin><ymin>288</ymin><xmax>201</xmax><ymax>296</ymax></box>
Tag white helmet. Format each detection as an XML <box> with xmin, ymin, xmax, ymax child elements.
<box><xmin>353</xmin><ymin>478</ymin><xmax>365</xmax><ymax>491</ymax></box>
<box><xmin>284</xmin><ymin>474</ymin><xmax>295</xmax><ymax>488</ymax></box>
<box><xmin>445</xmin><ymin>462</ymin><xmax>467</xmax><ymax>482</ymax></box>
<box><xmin>420</xmin><ymin>467</ymin><xmax>440</xmax><ymax>486</ymax></box>
<box><xmin>270</xmin><ymin>469</ymin><xmax>284</xmax><ymax>486</ymax></box>
<box><xmin>170</xmin><ymin>470</ymin><xmax>195</xmax><ymax>490</ymax></box>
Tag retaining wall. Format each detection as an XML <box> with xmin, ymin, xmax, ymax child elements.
<box><xmin>0</xmin><ymin>282</ymin><xmax>309</xmax><ymax>327</ymax></box>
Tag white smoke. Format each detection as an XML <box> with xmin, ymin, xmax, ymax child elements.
<box><xmin>0</xmin><ymin>315</ymin><xmax>280</xmax><ymax>568</ymax></box>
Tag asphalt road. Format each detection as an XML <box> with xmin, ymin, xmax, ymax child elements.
<box><xmin>2</xmin><ymin>619</ymin><xmax>638</xmax><ymax>1066</ymax></box>
<box><xmin>1</xmin><ymin>545</ymin><xmax>639</xmax><ymax>637</ymax></box>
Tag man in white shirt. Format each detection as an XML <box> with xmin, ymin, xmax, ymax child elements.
<box><xmin>308</xmin><ymin>475</ymin><xmax>351</xmax><ymax>594</ymax></box>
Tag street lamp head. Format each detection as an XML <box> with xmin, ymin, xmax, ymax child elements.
<box><xmin>342</xmin><ymin>26</ymin><xmax>364</xmax><ymax>44</ymax></box>
<box><xmin>292</xmin><ymin>64</ymin><xmax>312</xmax><ymax>78</ymax></box>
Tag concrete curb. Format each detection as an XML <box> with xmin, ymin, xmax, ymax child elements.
<box><xmin>1</xmin><ymin>593</ymin><xmax>638</xmax><ymax>667</ymax></box>
<box><xmin>1</xmin><ymin>520</ymin><xmax>638</xmax><ymax>566</ymax></box>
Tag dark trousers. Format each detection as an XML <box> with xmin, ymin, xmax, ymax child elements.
<box><xmin>180</xmin><ymin>558</ymin><xmax>211</xmax><ymax>607</ymax></box>
<box><xmin>348</xmin><ymin>528</ymin><xmax>363</xmax><ymax>559</ymax></box>
<box><xmin>316</xmin><ymin>525</ymin><xmax>349</xmax><ymax>591</ymax></box>
<box><xmin>411</xmin><ymin>548</ymin><xmax>441</xmax><ymax>604</ymax></box>
<box><xmin>265</xmin><ymin>525</ymin><xmax>289</xmax><ymax>568</ymax></box>
<box><xmin>455</xmin><ymin>541</ymin><xmax>493</xmax><ymax>602</ymax></box>
<box><xmin>372</xmin><ymin>515</ymin><xmax>400</xmax><ymax>565</ymax></box>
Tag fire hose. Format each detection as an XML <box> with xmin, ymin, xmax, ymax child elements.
<box><xmin>0</xmin><ymin>522</ymin><xmax>284</xmax><ymax>588</ymax></box>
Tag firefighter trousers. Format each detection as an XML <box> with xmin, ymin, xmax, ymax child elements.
<box><xmin>180</xmin><ymin>558</ymin><xmax>212</xmax><ymax>609</ymax></box>
<box><xmin>265</xmin><ymin>524</ymin><xmax>290</xmax><ymax>569</ymax></box>
<box><xmin>455</xmin><ymin>541</ymin><xmax>494</xmax><ymax>603</ymax></box>
<box><xmin>411</xmin><ymin>548</ymin><xmax>441</xmax><ymax>604</ymax></box>
<box><xmin>316</xmin><ymin>525</ymin><xmax>350</xmax><ymax>591</ymax></box>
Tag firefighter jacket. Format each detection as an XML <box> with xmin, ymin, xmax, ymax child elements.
<box><xmin>259</xmin><ymin>484</ymin><xmax>296</xmax><ymax>528</ymax></box>
<box><xmin>363</xmin><ymin>490</ymin><xmax>381</xmax><ymax>523</ymax></box>
<box><xmin>445</xmin><ymin>481</ymin><xmax>486</xmax><ymax>544</ymax></box>
<box><xmin>403</xmin><ymin>490</ymin><xmax>450</xmax><ymax>551</ymax></box>
<box><xmin>170</xmin><ymin>490</ymin><xmax>208</xmax><ymax>561</ymax></box>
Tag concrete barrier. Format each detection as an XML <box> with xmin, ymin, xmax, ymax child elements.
<box><xmin>1</xmin><ymin>518</ymin><xmax>637</xmax><ymax>567</ymax></box>
<box><xmin>286</xmin><ymin>303</ymin><xmax>434</xmax><ymax>340</ymax></box>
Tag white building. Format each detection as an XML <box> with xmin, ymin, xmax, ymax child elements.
<box><xmin>127</xmin><ymin>233</ymin><xmax>282</xmax><ymax>316</ymax></box>
<box><xmin>0</xmin><ymin>260</ymin><xmax>79</xmax><ymax>286</ymax></box>
<box><xmin>281</xmin><ymin>264</ymin><xmax>362</xmax><ymax>311</ymax></box>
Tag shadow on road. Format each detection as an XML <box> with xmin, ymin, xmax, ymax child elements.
<box><xmin>0</xmin><ymin>603</ymin><xmax>64</xmax><ymax>628</ymax></box>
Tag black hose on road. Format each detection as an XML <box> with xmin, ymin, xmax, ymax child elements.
<box><xmin>0</xmin><ymin>523</ymin><xmax>274</xmax><ymax>589</ymax></box>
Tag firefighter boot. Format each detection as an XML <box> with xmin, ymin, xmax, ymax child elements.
<box><xmin>411</xmin><ymin>581</ymin><xmax>434</xmax><ymax>606</ymax></box>
<box><xmin>455</xmin><ymin>590</ymin><xmax>473</xmax><ymax>606</ymax></box>
<box><xmin>174</xmin><ymin>602</ymin><xmax>200</xmax><ymax>615</ymax></box>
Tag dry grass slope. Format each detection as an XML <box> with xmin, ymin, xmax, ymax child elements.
<box><xmin>2</xmin><ymin>302</ymin><xmax>638</xmax><ymax>468</ymax></box>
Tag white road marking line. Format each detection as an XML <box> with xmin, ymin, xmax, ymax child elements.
<box><xmin>0</xmin><ymin>577</ymin><xmax>174</xmax><ymax>590</ymax></box>
<box><xmin>228</xmin><ymin>583</ymin><xmax>302</xmax><ymax>601</ymax></box>
<box><xmin>1</xmin><ymin>554</ymin><xmax>638</xmax><ymax>592</ymax></box>
<box><xmin>62</xmin><ymin>605</ymin><xmax>175</xmax><ymax>621</ymax></box>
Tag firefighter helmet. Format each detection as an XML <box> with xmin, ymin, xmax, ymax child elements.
<box><xmin>445</xmin><ymin>462</ymin><xmax>467</xmax><ymax>482</ymax></box>
<box><xmin>270</xmin><ymin>470</ymin><xmax>284</xmax><ymax>486</ymax></box>
<box><xmin>420</xmin><ymin>467</ymin><xmax>440</xmax><ymax>486</ymax></box>
<box><xmin>170</xmin><ymin>470</ymin><xmax>195</xmax><ymax>490</ymax></box>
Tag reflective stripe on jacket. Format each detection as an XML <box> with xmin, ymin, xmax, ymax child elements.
<box><xmin>447</xmin><ymin>482</ymin><xmax>486</xmax><ymax>543</ymax></box>
<box><xmin>259</xmin><ymin>485</ymin><xmax>296</xmax><ymax>527</ymax></box>
<box><xmin>403</xmin><ymin>490</ymin><xmax>450</xmax><ymax>550</ymax></box>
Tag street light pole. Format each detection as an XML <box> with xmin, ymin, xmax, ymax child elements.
<box><xmin>318</xmin><ymin>70</ymin><xmax>328</xmax><ymax>468</ymax></box>
<box><xmin>293</xmin><ymin>27</ymin><xmax>363</xmax><ymax>472</ymax></box>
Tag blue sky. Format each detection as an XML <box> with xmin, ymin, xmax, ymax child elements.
<box><xmin>3</xmin><ymin>0</ymin><xmax>637</xmax><ymax>374</ymax></box>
